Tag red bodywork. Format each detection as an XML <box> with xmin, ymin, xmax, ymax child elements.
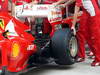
<box><xmin>0</xmin><ymin>8</ymin><xmax>81</xmax><ymax>73</ymax></box>
<box><xmin>0</xmin><ymin>12</ymin><xmax>37</xmax><ymax>72</ymax></box>
<box><xmin>49</xmin><ymin>15</ymin><xmax>81</xmax><ymax>36</ymax></box>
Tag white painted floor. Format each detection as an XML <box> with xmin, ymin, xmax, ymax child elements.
<box><xmin>21</xmin><ymin>56</ymin><xmax>100</xmax><ymax>75</ymax></box>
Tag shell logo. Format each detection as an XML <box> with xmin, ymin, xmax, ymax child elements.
<box><xmin>12</xmin><ymin>43</ymin><xmax>20</xmax><ymax>58</ymax></box>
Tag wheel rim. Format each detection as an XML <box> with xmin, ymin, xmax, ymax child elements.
<box><xmin>69</xmin><ymin>36</ymin><xmax>78</xmax><ymax>57</ymax></box>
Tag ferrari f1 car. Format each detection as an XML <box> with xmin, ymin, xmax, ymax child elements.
<box><xmin>0</xmin><ymin>4</ymin><xmax>78</xmax><ymax>75</ymax></box>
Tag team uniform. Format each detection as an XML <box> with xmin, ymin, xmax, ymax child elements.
<box><xmin>76</xmin><ymin>0</ymin><xmax>92</xmax><ymax>61</ymax></box>
<box><xmin>76</xmin><ymin>0</ymin><xmax>100</xmax><ymax>66</ymax></box>
<box><xmin>0</xmin><ymin>0</ymin><xmax>8</xmax><ymax>12</ymax></box>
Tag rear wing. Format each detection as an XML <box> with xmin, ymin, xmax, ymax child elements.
<box><xmin>15</xmin><ymin>4</ymin><xmax>62</xmax><ymax>23</ymax></box>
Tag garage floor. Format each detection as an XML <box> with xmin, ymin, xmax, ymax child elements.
<box><xmin>21</xmin><ymin>56</ymin><xmax>100</xmax><ymax>75</ymax></box>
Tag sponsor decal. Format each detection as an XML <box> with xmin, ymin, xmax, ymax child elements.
<box><xmin>51</xmin><ymin>11</ymin><xmax>61</xmax><ymax>15</ymax></box>
<box><xmin>23</xmin><ymin>5</ymin><xmax>32</xmax><ymax>10</ymax></box>
<box><xmin>0</xmin><ymin>19</ymin><xmax>4</xmax><ymax>29</ymax></box>
<box><xmin>37</xmin><ymin>6</ymin><xmax>48</xmax><ymax>10</ymax></box>
<box><xmin>27</xmin><ymin>45</ymin><xmax>34</xmax><ymax>50</ymax></box>
<box><xmin>12</xmin><ymin>43</ymin><xmax>20</xmax><ymax>57</ymax></box>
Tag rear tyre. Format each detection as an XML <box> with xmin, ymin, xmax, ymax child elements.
<box><xmin>51</xmin><ymin>28</ymin><xmax>78</xmax><ymax>65</ymax></box>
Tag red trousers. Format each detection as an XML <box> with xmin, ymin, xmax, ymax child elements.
<box><xmin>76</xmin><ymin>10</ymin><xmax>92</xmax><ymax>58</ymax></box>
<box><xmin>85</xmin><ymin>0</ymin><xmax>100</xmax><ymax>62</ymax></box>
<box><xmin>77</xmin><ymin>0</ymin><xmax>100</xmax><ymax>62</ymax></box>
<box><xmin>0</xmin><ymin>0</ymin><xmax>8</xmax><ymax>12</ymax></box>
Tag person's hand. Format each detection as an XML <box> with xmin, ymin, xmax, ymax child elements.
<box><xmin>60</xmin><ymin>4</ymin><xmax>66</xmax><ymax>8</ymax></box>
<box><xmin>2</xmin><ymin>0</ymin><xmax>5</xmax><ymax>2</ymax></box>
<box><xmin>77</xmin><ymin>11</ymin><xmax>83</xmax><ymax>16</ymax></box>
<box><xmin>71</xmin><ymin>26</ymin><xmax>76</xmax><ymax>35</ymax></box>
<box><xmin>52</xmin><ymin>2</ymin><xmax>59</xmax><ymax>6</ymax></box>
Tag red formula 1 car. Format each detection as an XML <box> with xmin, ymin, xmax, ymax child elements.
<box><xmin>0</xmin><ymin>4</ymin><xmax>79</xmax><ymax>75</ymax></box>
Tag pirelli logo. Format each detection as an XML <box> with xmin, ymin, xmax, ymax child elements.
<box><xmin>0</xmin><ymin>19</ymin><xmax>4</xmax><ymax>29</ymax></box>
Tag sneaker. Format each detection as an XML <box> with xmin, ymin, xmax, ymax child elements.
<box><xmin>91</xmin><ymin>61</ymin><xmax>100</xmax><ymax>66</ymax></box>
<box><xmin>87</xmin><ymin>51</ymin><xmax>94</xmax><ymax>56</ymax></box>
<box><xmin>88</xmin><ymin>56</ymin><xmax>95</xmax><ymax>59</ymax></box>
<box><xmin>75</xmin><ymin>58</ymin><xmax>85</xmax><ymax>62</ymax></box>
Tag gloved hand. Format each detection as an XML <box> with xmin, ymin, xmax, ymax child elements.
<box><xmin>71</xmin><ymin>26</ymin><xmax>76</xmax><ymax>35</ymax></box>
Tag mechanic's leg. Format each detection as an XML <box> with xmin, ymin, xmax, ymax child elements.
<box><xmin>24</xmin><ymin>18</ymin><xmax>30</xmax><ymax>26</ymax></box>
<box><xmin>76</xmin><ymin>31</ymin><xmax>86</xmax><ymax>61</ymax></box>
<box><xmin>76</xmin><ymin>11</ymin><xmax>90</xmax><ymax>62</ymax></box>
<box><xmin>35</xmin><ymin>18</ymin><xmax>44</xmax><ymax>35</ymax></box>
<box><xmin>85</xmin><ymin>21</ymin><xmax>94</xmax><ymax>58</ymax></box>
<box><xmin>86</xmin><ymin>35</ymin><xmax>94</xmax><ymax>57</ymax></box>
<box><xmin>27</xmin><ymin>17</ymin><xmax>36</xmax><ymax>34</ymax></box>
<box><xmin>89</xmin><ymin>16</ymin><xmax>100</xmax><ymax>66</ymax></box>
<box><xmin>86</xmin><ymin>0</ymin><xmax>100</xmax><ymax>66</ymax></box>
<box><xmin>43</xmin><ymin>18</ymin><xmax>52</xmax><ymax>35</ymax></box>
<box><xmin>24</xmin><ymin>17</ymin><xmax>35</xmax><ymax>33</ymax></box>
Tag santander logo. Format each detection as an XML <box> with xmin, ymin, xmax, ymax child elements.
<box><xmin>37</xmin><ymin>6</ymin><xmax>48</xmax><ymax>10</ymax></box>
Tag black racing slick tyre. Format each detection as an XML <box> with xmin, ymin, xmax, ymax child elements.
<box><xmin>51</xmin><ymin>28</ymin><xmax>78</xmax><ymax>65</ymax></box>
